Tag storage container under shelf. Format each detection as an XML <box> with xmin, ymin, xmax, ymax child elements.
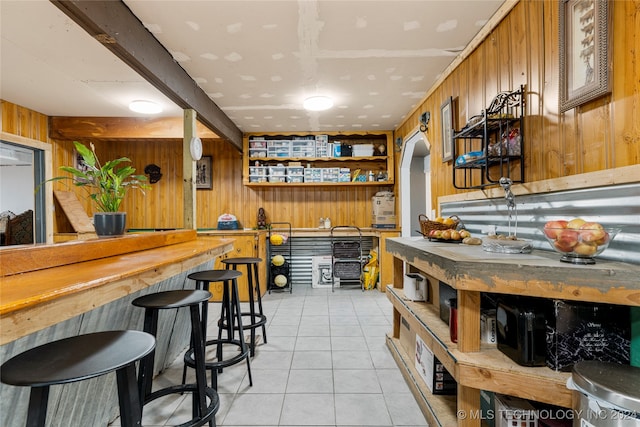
<box><xmin>290</xmin><ymin>140</ymin><xmax>316</xmax><ymax>157</ymax></box>
<box><xmin>249</xmin><ymin>175</ymin><xmax>268</xmax><ymax>183</ymax></box>
<box><xmin>249</xmin><ymin>166</ymin><xmax>267</xmax><ymax>175</ymax></box>
<box><xmin>268</xmin><ymin>166</ymin><xmax>286</xmax><ymax>176</ymax></box>
<box><xmin>249</xmin><ymin>139</ymin><xmax>267</xmax><ymax>148</ymax></box>
<box><xmin>321</xmin><ymin>167</ymin><xmax>339</xmax><ymax>182</ymax></box>
<box><xmin>249</xmin><ymin>148</ymin><xmax>267</xmax><ymax>158</ymax></box>
<box><xmin>304</xmin><ymin>168</ymin><xmax>322</xmax><ymax>182</ymax></box>
<box><xmin>286</xmin><ymin>166</ymin><xmax>304</xmax><ymax>176</ymax></box>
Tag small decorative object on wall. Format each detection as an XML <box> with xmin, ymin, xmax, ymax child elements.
<box><xmin>144</xmin><ymin>164</ymin><xmax>162</xmax><ymax>184</ymax></box>
<box><xmin>196</xmin><ymin>156</ymin><xmax>212</xmax><ymax>189</ymax></box>
<box><xmin>559</xmin><ymin>0</ymin><xmax>610</xmax><ymax>112</ymax></box>
<box><xmin>440</xmin><ymin>97</ymin><xmax>453</xmax><ymax>162</ymax></box>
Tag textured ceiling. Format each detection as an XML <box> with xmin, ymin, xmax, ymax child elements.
<box><xmin>1</xmin><ymin>0</ymin><xmax>505</xmax><ymax>134</ymax></box>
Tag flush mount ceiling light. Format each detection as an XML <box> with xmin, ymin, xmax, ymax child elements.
<box><xmin>129</xmin><ymin>100</ymin><xmax>162</xmax><ymax>114</ymax></box>
<box><xmin>303</xmin><ymin>96</ymin><xmax>333</xmax><ymax>111</ymax></box>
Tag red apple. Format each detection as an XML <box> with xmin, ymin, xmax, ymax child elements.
<box><xmin>567</xmin><ymin>218</ymin><xmax>587</xmax><ymax>229</ymax></box>
<box><xmin>554</xmin><ymin>229</ymin><xmax>579</xmax><ymax>252</ymax></box>
<box><xmin>440</xmin><ymin>229</ymin><xmax>452</xmax><ymax>240</ymax></box>
<box><xmin>580</xmin><ymin>222</ymin><xmax>606</xmax><ymax>243</ymax></box>
<box><xmin>573</xmin><ymin>242</ymin><xmax>598</xmax><ymax>256</ymax></box>
<box><xmin>544</xmin><ymin>220</ymin><xmax>568</xmax><ymax>239</ymax></box>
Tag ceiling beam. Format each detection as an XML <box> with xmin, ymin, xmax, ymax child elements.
<box><xmin>50</xmin><ymin>0</ymin><xmax>243</xmax><ymax>151</ymax></box>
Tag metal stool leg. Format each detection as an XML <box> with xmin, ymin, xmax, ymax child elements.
<box><xmin>251</xmin><ymin>263</ymin><xmax>267</xmax><ymax>346</ymax></box>
<box><xmin>231</xmin><ymin>276</ymin><xmax>252</xmax><ymax>387</ymax></box>
<box><xmin>26</xmin><ymin>386</ymin><xmax>49</xmax><ymax>427</ymax></box>
<box><xmin>115</xmin><ymin>362</ymin><xmax>143</xmax><ymax>427</ymax></box>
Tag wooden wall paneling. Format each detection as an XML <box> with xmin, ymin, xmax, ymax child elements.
<box><xmin>49</xmin><ymin>116</ymin><xmax>218</xmax><ymax>140</ymax></box>
<box><xmin>484</xmin><ymin>27</ymin><xmax>500</xmax><ymax>99</ymax></box>
<box><xmin>611</xmin><ymin>0</ymin><xmax>640</xmax><ymax>168</ymax></box>
<box><xmin>1</xmin><ymin>101</ymin><xmax>49</xmax><ymax>142</ymax></box>
<box><xmin>580</xmin><ymin>98</ymin><xmax>612</xmax><ymax>173</ymax></box>
<box><xmin>508</xmin><ymin>3</ymin><xmax>527</xmax><ymax>91</ymax></box>
<box><xmin>539</xmin><ymin>0</ymin><xmax>563</xmax><ymax>182</ymax></box>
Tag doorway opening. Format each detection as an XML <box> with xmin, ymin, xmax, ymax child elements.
<box><xmin>399</xmin><ymin>130</ymin><xmax>431</xmax><ymax>238</ymax></box>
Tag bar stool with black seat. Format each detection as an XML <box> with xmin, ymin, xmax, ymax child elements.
<box><xmin>183</xmin><ymin>269</ymin><xmax>252</xmax><ymax>390</ymax></box>
<box><xmin>0</xmin><ymin>330</ymin><xmax>155</xmax><ymax>427</ymax></box>
<box><xmin>132</xmin><ymin>289</ymin><xmax>218</xmax><ymax>427</ymax></box>
<box><xmin>221</xmin><ymin>257</ymin><xmax>267</xmax><ymax>356</ymax></box>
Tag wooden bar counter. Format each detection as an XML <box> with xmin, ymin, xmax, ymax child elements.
<box><xmin>0</xmin><ymin>230</ymin><xmax>233</xmax><ymax>426</ymax></box>
<box><xmin>1</xmin><ymin>230</ymin><xmax>233</xmax><ymax>345</ymax></box>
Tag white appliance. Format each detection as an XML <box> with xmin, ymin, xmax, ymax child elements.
<box><xmin>312</xmin><ymin>256</ymin><xmax>339</xmax><ymax>288</ymax></box>
<box><xmin>403</xmin><ymin>273</ymin><xmax>426</xmax><ymax>301</ymax></box>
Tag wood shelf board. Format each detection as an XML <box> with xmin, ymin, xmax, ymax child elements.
<box><xmin>388</xmin><ymin>286</ymin><xmax>573</xmax><ymax>409</ymax></box>
<box><xmin>386</xmin><ymin>238</ymin><xmax>640</xmax><ymax>306</ymax></box>
<box><xmin>386</xmin><ymin>335</ymin><xmax>458</xmax><ymax>427</ymax></box>
<box><xmin>248</xmin><ymin>156</ymin><xmax>388</xmax><ymax>162</ymax></box>
<box><xmin>53</xmin><ymin>190</ymin><xmax>95</xmax><ymax>233</ymax></box>
<box><xmin>245</xmin><ymin>181</ymin><xmax>394</xmax><ymax>187</ymax></box>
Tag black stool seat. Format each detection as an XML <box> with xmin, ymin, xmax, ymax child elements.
<box><xmin>220</xmin><ymin>257</ymin><xmax>261</xmax><ymax>265</ymax></box>
<box><xmin>221</xmin><ymin>257</ymin><xmax>267</xmax><ymax>356</ymax></box>
<box><xmin>1</xmin><ymin>330</ymin><xmax>155</xmax><ymax>427</ymax></box>
<box><xmin>132</xmin><ymin>289</ymin><xmax>213</xmax><ymax>310</ymax></box>
<box><xmin>184</xmin><ymin>269</ymin><xmax>252</xmax><ymax>390</ymax></box>
<box><xmin>133</xmin><ymin>289</ymin><xmax>218</xmax><ymax>427</ymax></box>
<box><xmin>188</xmin><ymin>269</ymin><xmax>242</xmax><ymax>283</ymax></box>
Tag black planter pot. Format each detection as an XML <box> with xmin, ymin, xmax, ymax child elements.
<box><xmin>93</xmin><ymin>212</ymin><xmax>126</xmax><ymax>238</ymax></box>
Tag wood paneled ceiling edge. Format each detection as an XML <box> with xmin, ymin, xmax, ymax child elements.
<box><xmin>50</xmin><ymin>0</ymin><xmax>242</xmax><ymax>151</ymax></box>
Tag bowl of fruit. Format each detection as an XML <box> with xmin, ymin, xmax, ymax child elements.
<box><xmin>541</xmin><ymin>218</ymin><xmax>621</xmax><ymax>264</ymax></box>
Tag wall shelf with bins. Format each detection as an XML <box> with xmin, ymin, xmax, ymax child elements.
<box><xmin>243</xmin><ymin>131</ymin><xmax>394</xmax><ymax>187</ymax></box>
<box><xmin>452</xmin><ymin>85</ymin><xmax>525</xmax><ymax>189</ymax></box>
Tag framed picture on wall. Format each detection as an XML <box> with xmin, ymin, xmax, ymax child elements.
<box><xmin>196</xmin><ymin>156</ymin><xmax>212</xmax><ymax>189</ymax></box>
<box><xmin>440</xmin><ymin>97</ymin><xmax>453</xmax><ymax>162</ymax></box>
<box><xmin>559</xmin><ymin>0</ymin><xmax>610</xmax><ymax>112</ymax></box>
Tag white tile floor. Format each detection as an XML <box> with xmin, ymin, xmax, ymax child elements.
<box><xmin>111</xmin><ymin>285</ymin><xmax>428</xmax><ymax>427</ymax></box>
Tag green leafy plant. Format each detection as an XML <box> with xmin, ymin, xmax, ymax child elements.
<box><xmin>48</xmin><ymin>141</ymin><xmax>149</xmax><ymax>212</ymax></box>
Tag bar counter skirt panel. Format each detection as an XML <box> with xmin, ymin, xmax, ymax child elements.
<box><xmin>0</xmin><ymin>330</ymin><xmax>155</xmax><ymax>427</ymax></box>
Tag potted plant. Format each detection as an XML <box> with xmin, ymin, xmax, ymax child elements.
<box><xmin>47</xmin><ymin>141</ymin><xmax>149</xmax><ymax>237</ymax></box>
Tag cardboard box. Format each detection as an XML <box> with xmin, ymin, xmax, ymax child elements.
<box><xmin>371</xmin><ymin>214</ymin><xmax>396</xmax><ymax>228</ymax></box>
<box><xmin>546</xmin><ymin>300</ymin><xmax>630</xmax><ymax>371</ymax></box>
<box><xmin>494</xmin><ymin>393</ymin><xmax>538</xmax><ymax>427</ymax></box>
<box><xmin>311</xmin><ymin>256</ymin><xmax>338</xmax><ymax>288</ymax></box>
<box><xmin>480</xmin><ymin>390</ymin><xmax>496</xmax><ymax>427</ymax></box>
<box><xmin>372</xmin><ymin>192</ymin><xmax>395</xmax><ymax>216</ymax></box>
<box><xmin>481</xmin><ymin>309</ymin><xmax>497</xmax><ymax>346</ymax></box>
<box><xmin>415</xmin><ymin>334</ymin><xmax>456</xmax><ymax>395</ymax></box>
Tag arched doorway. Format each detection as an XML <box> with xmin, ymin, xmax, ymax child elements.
<box><xmin>399</xmin><ymin>130</ymin><xmax>431</xmax><ymax>238</ymax></box>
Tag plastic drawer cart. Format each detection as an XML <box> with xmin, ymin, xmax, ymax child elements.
<box><xmin>331</xmin><ymin>225</ymin><xmax>363</xmax><ymax>292</ymax></box>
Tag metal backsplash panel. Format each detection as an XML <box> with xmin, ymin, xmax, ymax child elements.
<box><xmin>440</xmin><ymin>183</ymin><xmax>640</xmax><ymax>264</ymax></box>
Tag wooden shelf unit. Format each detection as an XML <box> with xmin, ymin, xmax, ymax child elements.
<box><xmin>385</xmin><ymin>237</ymin><xmax>640</xmax><ymax>427</ymax></box>
<box><xmin>243</xmin><ymin>131</ymin><xmax>394</xmax><ymax>187</ymax></box>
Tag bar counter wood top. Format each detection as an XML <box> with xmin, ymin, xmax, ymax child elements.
<box><xmin>0</xmin><ymin>230</ymin><xmax>233</xmax><ymax>345</ymax></box>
